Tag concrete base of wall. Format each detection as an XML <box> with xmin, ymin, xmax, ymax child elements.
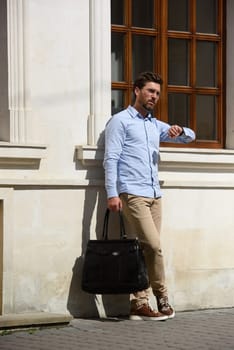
<box><xmin>0</xmin><ymin>312</ymin><xmax>72</xmax><ymax>330</ymax></box>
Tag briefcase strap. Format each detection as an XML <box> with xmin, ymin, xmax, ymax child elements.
<box><xmin>102</xmin><ymin>209</ymin><xmax>127</xmax><ymax>240</ymax></box>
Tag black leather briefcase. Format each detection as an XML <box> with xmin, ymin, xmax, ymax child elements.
<box><xmin>81</xmin><ymin>209</ymin><xmax>149</xmax><ymax>294</ymax></box>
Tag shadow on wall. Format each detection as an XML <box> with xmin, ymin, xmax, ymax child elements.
<box><xmin>67</xmin><ymin>132</ymin><xmax>129</xmax><ymax>318</ymax></box>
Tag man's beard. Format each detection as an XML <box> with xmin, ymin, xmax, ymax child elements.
<box><xmin>142</xmin><ymin>103</ymin><xmax>154</xmax><ymax>112</ymax></box>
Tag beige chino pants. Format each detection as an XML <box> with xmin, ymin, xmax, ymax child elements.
<box><xmin>120</xmin><ymin>193</ymin><xmax>168</xmax><ymax>308</ymax></box>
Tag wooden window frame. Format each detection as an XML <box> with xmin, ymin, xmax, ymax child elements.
<box><xmin>111</xmin><ymin>0</ymin><xmax>226</xmax><ymax>149</ymax></box>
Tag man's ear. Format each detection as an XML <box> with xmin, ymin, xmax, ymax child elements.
<box><xmin>134</xmin><ymin>86</ymin><xmax>140</xmax><ymax>96</ymax></box>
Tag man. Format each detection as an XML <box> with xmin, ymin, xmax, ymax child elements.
<box><xmin>103</xmin><ymin>72</ymin><xmax>195</xmax><ymax>321</ymax></box>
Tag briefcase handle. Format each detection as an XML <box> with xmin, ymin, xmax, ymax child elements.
<box><xmin>102</xmin><ymin>209</ymin><xmax>127</xmax><ymax>240</ymax></box>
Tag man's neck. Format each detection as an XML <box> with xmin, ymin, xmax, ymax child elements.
<box><xmin>132</xmin><ymin>103</ymin><xmax>149</xmax><ymax>118</ymax></box>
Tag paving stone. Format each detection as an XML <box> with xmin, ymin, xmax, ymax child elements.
<box><xmin>0</xmin><ymin>308</ymin><xmax>234</xmax><ymax>350</ymax></box>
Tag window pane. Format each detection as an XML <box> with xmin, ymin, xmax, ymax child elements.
<box><xmin>168</xmin><ymin>93</ymin><xmax>190</xmax><ymax>126</ymax></box>
<box><xmin>132</xmin><ymin>0</ymin><xmax>154</xmax><ymax>28</ymax></box>
<box><xmin>196</xmin><ymin>0</ymin><xmax>217</xmax><ymax>34</ymax></box>
<box><xmin>196</xmin><ymin>41</ymin><xmax>217</xmax><ymax>87</ymax></box>
<box><xmin>132</xmin><ymin>35</ymin><xmax>154</xmax><ymax>80</ymax></box>
<box><xmin>168</xmin><ymin>39</ymin><xmax>189</xmax><ymax>85</ymax></box>
<box><xmin>168</xmin><ymin>0</ymin><xmax>189</xmax><ymax>31</ymax></box>
<box><xmin>111</xmin><ymin>33</ymin><xmax>125</xmax><ymax>81</ymax></box>
<box><xmin>111</xmin><ymin>0</ymin><xmax>124</xmax><ymax>25</ymax></box>
<box><xmin>196</xmin><ymin>95</ymin><xmax>217</xmax><ymax>140</ymax></box>
<box><xmin>111</xmin><ymin>90</ymin><xmax>124</xmax><ymax>115</ymax></box>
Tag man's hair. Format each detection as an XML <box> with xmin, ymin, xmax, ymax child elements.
<box><xmin>133</xmin><ymin>71</ymin><xmax>163</xmax><ymax>97</ymax></box>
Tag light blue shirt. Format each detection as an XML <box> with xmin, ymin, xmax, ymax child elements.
<box><xmin>103</xmin><ymin>105</ymin><xmax>195</xmax><ymax>199</ymax></box>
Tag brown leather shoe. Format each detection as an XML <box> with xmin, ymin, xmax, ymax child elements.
<box><xmin>156</xmin><ymin>296</ymin><xmax>175</xmax><ymax>319</ymax></box>
<box><xmin>130</xmin><ymin>303</ymin><xmax>168</xmax><ymax>321</ymax></box>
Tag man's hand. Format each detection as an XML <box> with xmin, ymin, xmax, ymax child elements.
<box><xmin>107</xmin><ymin>197</ymin><xmax>122</xmax><ymax>212</ymax></box>
<box><xmin>168</xmin><ymin>125</ymin><xmax>183</xmax><ymax>138</ymax></box>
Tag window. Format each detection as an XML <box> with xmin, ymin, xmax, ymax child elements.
<box><xmin>111</xmin><ymin>0</ymin><xmax>225</xmax><ymax>148</ymax></box>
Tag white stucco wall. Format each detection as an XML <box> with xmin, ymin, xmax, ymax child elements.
<box><xmin>4</xmin><ymin>175</ymin><xmax>234</xmax><ymax>317</ymax></box>
<box><xmin>26</xmin><ymin>0</ymin><xmax>90</xmax><ymax>176</ymax></box>
<box><xmin>1</xmin><ymin>0</ymin><xmax>234</xmax><ymax>318</ymax></box>
<box><xmin>162</xmin><ymin>187</ymin><xmax>234</xmax><ymax>310</ymax></box>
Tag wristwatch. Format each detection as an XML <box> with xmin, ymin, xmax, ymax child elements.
<box><xmin>180</xmin><ymin>127</ymin><xmax>184</xmax><ymax>136</ymax></box>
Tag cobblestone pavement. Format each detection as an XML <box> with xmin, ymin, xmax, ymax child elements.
<box><xmin>0</xmin><ymin>308</ymin><xmax>234</xmax><ymax>350</ymax></box>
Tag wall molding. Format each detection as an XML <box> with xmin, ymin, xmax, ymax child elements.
<box><xmin>0</xmin><ymin>143</ymin><xmax>47</xmax><ymax>168</ymax></box>
<box><xmin>88</xmin><ymin>0</ymin><xmax>111</xmax><ymax>145</ymax></box>
<box><xmin>75</xmin><ymin>145</ymin><xmax>234</xmax><ymax>189</ymax></box>
<box><xmin>7</xmin><ymin>0</ymin><xmax>30</xmax><ymax>143</ymax></box>
<box><xmin>76</xmin><ymin>145</ymin><xmax>234</xmax><ymax>170</ymax></box>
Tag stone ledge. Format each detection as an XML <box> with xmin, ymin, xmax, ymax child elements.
<box><xmin>0</xmin><ymin>143</ymin><xmax>47</xmax><ymax>169</ymax></box>
<box><xmin>76</xmin><ymin>145</ymin><xmax>234</xmax><ymax>171</ymax></box>
<box><xmin>0</xmin><ymin>312</ymin><xmax>73</xmax><ymax>330</ymax></box>
<box><xmin>76</xmin><ymin>145</ymin><xmax>104</xmax><ymax>166</ymax></box>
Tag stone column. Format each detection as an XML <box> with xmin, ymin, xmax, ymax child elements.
<box><xmin>7</xmin><ymin>0</ymin><xmax>30</xmax><ymax>143</ymax></box>
<box><xmin>88</xmin><ymin>0</ymin><xmax>111</xmax><ymax>146</ymax></box>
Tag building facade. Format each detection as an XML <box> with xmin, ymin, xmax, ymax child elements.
<box><xmin>0</xmin><ymin>0</ymin><xmax>234</xmax><ymax>318</ymax></box>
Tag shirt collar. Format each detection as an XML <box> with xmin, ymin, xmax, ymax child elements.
<box><xmin>127</xmin><ymin>105</ymin><xmax>153</xmax><ymax>120</ymax></box>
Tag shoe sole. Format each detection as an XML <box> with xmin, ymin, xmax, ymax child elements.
<box><xmin>161</xmin><ymin>310</ymin><xmax>175</xmax><ymax>319</ymax></box>
<box><xmin>168</xmin><ymin>311</ymin><xmax>175</xmax><ymax>319</ymax></box>
<box><xmin>129</xmin><ymin>315</ymin><xmax>168</xmax><ymax>321</ymax></box>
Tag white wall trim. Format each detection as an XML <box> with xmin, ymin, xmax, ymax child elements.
<box><xmin>76</xmin><ymin>145</ymin><xmax>234</xmax><ymax>169</ymax></box>
<box><xmin>0</xmin><ymin>143</ymin><xmax>47</xmax><ymax>168</ymax></box>
<box><xmin>76</xmin><ymin>145</ymin><xmax>104</xmax><ymax>166</ymax></box>
<box><xmin>159</xmin><ymin>148</ymin><xmax>234</xmax><ymax>171</ymax></box>
<box><xmin>7</xmin><ymin>0</ymin><xmax>30</xmax><ymax>143</ymax></box>
<box><xmin>88</xmin><ymin>0</ymin><xmax>111</xmax><ymax>146</ymax></box>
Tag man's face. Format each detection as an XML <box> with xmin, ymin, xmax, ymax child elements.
<box><xmin>135</xmin><ymin>82</ymin><xmax>161</xmax><ymax>112</ymax></box>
